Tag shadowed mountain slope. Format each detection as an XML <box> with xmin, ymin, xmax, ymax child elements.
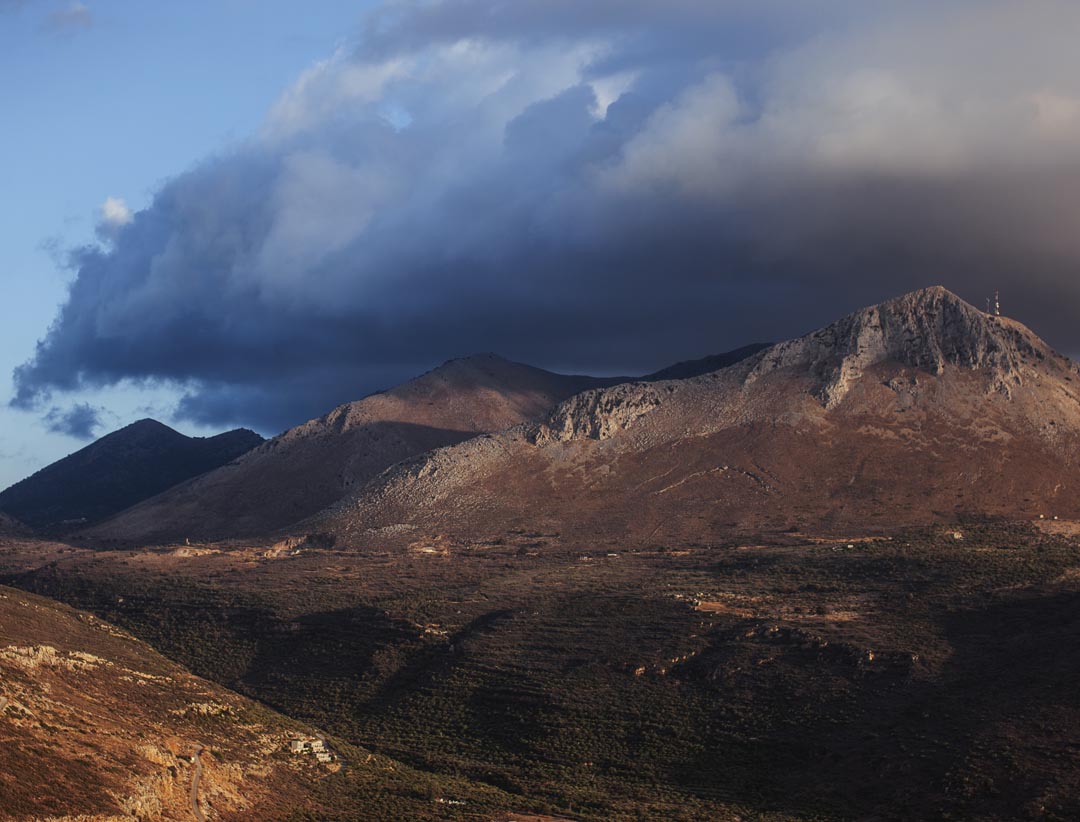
<box><xmin>642</xmin><ymin>342</ymin><xmax>771</xmax><ymax>381</ymax></box>
<box><xmin>0</xmin><ymin>420</ymin><xmax>262</xmax><ymax>531</ymax></box>
<box><xmin>87</xmin><ymin>354</ymin><xmax>609</xmax><ymax>543</ymax></box>
<box><xmin>0</xmin><ymin>512</ymin><xmax>29</xmax><ymax>536</ymax></box>
<box><xmin>319</xmin><ymin>287</ymin><xmax>1080</xmax><ymax>543</ymax></box>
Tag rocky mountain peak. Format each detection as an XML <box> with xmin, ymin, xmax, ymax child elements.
<box><xmin>746</xmin><ymin>286</ymin><xmax>1053</xmax><ymax>407</ymax></box>
<box><xmin>526</xmin><ymin>287</ymin><xmax>1064</xmax><ymax>448</ymax></box>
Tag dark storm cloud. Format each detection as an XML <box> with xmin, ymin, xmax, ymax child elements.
<box><xmin>360</xmin><ymin>0</ymin><xmax>913</xmax><ymax>58</ymax></box>
<box><xmin>14</xmin><ymin>0</ymin><xmax>1080</xmax><ymax>433</ymax></box>
<box><xmin>43</xmin><ymin>402</ymin><xmax>102</xmax><ymax>440</ymax></box>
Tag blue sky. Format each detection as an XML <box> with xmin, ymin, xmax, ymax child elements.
<box><xmin>0</xmin><ymin>0</ymin><xmax>374</xmax><ymax>486</ymax></box>
<box><xmin>4</xmin><ymin>0</ymin><xmax>1080</xmax><ymax>492</ymax></box>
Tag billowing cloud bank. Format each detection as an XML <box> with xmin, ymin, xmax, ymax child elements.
<box><xmin>15</xmin><ymin>0</ymin><xmax>1080</xmax><ymax>431</ymax></box>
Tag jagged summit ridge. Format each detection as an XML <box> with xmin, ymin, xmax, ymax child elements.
<box><xmin>746</xmin><ymin>286</ymin><xmax>1052</xmax><ymax>407</ymax></box>
<box><xmin>320</xmin><ymin>288</ymin><xmax>1080</xmax><ymax>544</ymax></box>
<box><xmin>526</xmin><ymin>287</ymin><xmax>1062</xmax><ymax>447</ymax></box>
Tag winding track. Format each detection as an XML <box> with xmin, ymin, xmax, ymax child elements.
<box><xmin>190</xmin><ymin>746</ymin><xmax>207</xmax><ymax>822</ymax></box>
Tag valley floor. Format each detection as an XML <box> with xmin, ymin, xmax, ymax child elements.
<box><xmin>3</xmin><ymin>519</ymin><xmax>1080</xmax><ymax>820</ymax></box>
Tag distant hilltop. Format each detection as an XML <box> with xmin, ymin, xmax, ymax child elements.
<box><xmin>0</xmin><ymin>420</ymin><xmax>263</xmax><ymax>531</ymax></box>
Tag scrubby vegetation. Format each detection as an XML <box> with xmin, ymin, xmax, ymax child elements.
<box><xmin>6</xmin><ymin>520</ymin><xmax>1080</xmax><ymax>820</ymax></box>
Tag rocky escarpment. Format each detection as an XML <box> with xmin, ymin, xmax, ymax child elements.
<box><xmin>744</xmin><ymin>286</ymin><xmax>1063</xmax><ymax>407</ymax></box>
<box><xmin>526</xmin><ymin>287</ymin><xmax>1055</xmax><ymax>446</ymax></box>
<box><xmin>0</xmin><ymin>585</ymin><xmax>325</xmax><ymax>821</ymax></box>
<box><xmin>530</xmin><ymin>383</ymin><xmax>665</xmax><ymax>444</ymax></box>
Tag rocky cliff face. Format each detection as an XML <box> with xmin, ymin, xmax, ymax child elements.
<box><xmin>745</xmin><ymin>286</ymin><xmax>1060</xmax><ymax>407</ymax></box>
<box><xmin>530</xmin><ymin>383</ymin><xmax>664</xmax><ymax>444</ymax></box>
<box><xmin>529</xmin><ymin>287</ymin><xmax>1069</xmax><ymax>445</ymax></box>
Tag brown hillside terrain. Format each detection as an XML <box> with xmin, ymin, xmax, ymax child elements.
<box><xmin>317</xmin><ymin>287</ymin><xmax>1080</xmax><ymax>545</ymax></box>
<box><xmin>0</xmin><ymin>584</ymin><xmax>330</xmax><ymax>821</ymax></box>
<box><xmin>86</xmin><ymin>354</ymin><xmax>607</xmax><ymax>543</ymax></box>
<box><xmin>7</xmin><ymin>520</ymin><xmax>1080</xmax><ymax>820</ymax></box>
<box><xmin>0</xmin><ymin>571</ymin><xmax>544</xmax><ymax>821</ymax></box>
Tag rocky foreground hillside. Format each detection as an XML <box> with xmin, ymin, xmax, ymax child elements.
<box><xmin>0</xmin><ymin>584</ymin><xmax>324</xmax><ymax>821</ymax></box>
<box><xmin>318</xmin><ymin>287</ymin><xmax>1080</xmax><ymax>544</ymax></box>
<box><xmin>86</xmin><ymin>354</ymin><xmax>610</xmax><ymax>543</ymax></box>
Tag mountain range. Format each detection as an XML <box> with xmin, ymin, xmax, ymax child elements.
<box><xmin>82</xmin><ymin>354</ymin><xmax>615</xmax><ymax>543</ymax></box>
<box><xmin>4</xmin><ymin>287</ymin><xmax>1080</xmax><ymax>820</ymax></box>
<box><xmin>0</xmin><ymin>512</ymin><xmax>28</xmax><ymax>536</ymax></box>
<box><xmin>8</xmin><ymin>286</ymin><xmax>1076</xmax><ymax>546</ymax></box>
<box><xmin>309</xmin><ymin>286</ymin><xmax>1080</xmax><ymax>545</ymax></box>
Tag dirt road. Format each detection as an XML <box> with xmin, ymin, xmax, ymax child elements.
<box><xmin>190</xmin><ymin>746</ymin><xmax>206</xmax><ymax>822</ymax></box>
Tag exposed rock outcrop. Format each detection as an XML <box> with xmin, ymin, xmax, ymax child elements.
<box><xmin>744</xmin><ymin>286</ymin><xmax>1059</xmax><ymax>407</ymax></box>
<box><xmin>530</xmin><ymin>383</ymin><xmax>664</xmax><ymax>444</ymax></box>
<box><xmin>0</xmin><ymin>585</ymin><xmax>322</xmax><ymax>821</ymax></box>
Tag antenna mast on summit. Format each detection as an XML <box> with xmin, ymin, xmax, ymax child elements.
<box><xmin>994</xmin><ymin>290</ymin><xmax>1001</xmax><ymax>316</ymax></box>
